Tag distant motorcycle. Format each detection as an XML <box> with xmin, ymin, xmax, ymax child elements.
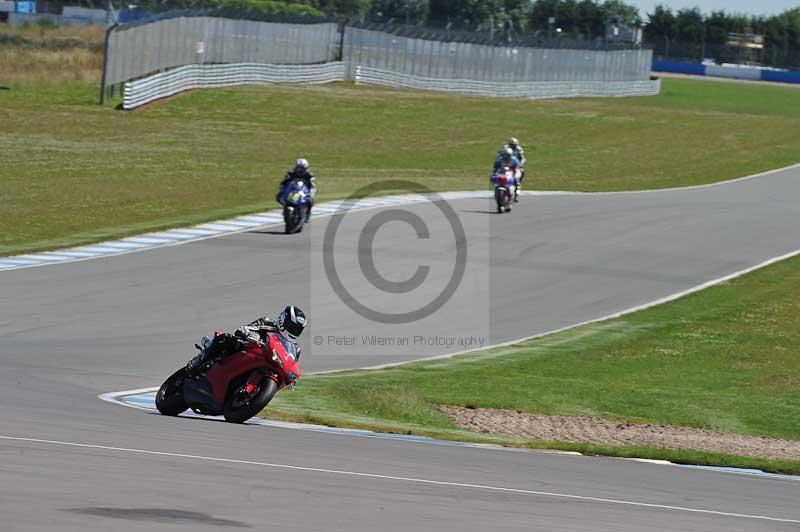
<box><xmin>278</xmin><ymin>179</ymin><xmax>311</xmax><ymax>234</ymax></box>
<box><xmin>155</xmin><ymin>332</ymin><xmax>301</xmax><ymax>424</ymax></box>
<box><xmin>492</xmin><ymin>166</ymin><xmax>518</xmax><ymax>213</ymax></box>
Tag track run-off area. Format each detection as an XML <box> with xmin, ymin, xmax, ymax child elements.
<box><xmin>1</xmin><ymin>164</ymin><xmax>800</xmax><ymax>531</ymax></box>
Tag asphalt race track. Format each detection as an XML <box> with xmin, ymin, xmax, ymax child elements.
<box><xmin>1</xmin><ymin>166</ymin><xmax>800</xmax><ymax>531</ymax></box>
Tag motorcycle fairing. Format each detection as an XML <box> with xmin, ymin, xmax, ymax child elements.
<box><xmin>205</xmin><ymin>348</ymin><xmax>270</xmax><ymax>403</ymax></box>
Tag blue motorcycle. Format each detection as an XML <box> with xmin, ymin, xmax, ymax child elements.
<box><xmin>279</xmin><ymin>179</ymin><xmax>311</xmax><ymax>234</ymax></box>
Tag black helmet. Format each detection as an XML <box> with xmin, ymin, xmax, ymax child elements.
<box><xmin>277</xmin><ymin>305</ymin><xmax>307</xmax><ymax>339</ymax></box>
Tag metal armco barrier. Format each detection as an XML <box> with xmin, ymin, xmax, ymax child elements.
<box><xmin>123</xmin><ymin>62</ymin><xmax>346</xmax><ymax>109</ymax></box>
<box><xmin>353</xmin><ymin>66</ymin><xmax>661</xmax><ymax>100</ymax></box>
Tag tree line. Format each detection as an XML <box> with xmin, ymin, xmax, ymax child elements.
<box><xmin>645</xmin><ymin>5</ymin><xmax>800</xmax><ymax>64</ymax></box>
<box><xmin>319</xmin><ymin>0</ymin><xmax>800</xmax><ymax>66</ymax></box>
<box><xmin>66</xmin><ymin>0</ymin><xmax>800</xmax><ymax>67</ymax></box>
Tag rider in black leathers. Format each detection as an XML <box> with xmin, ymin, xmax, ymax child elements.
<box><xmin>186</xmin><ymin>306</ymin><xmax>307</xmax><ymax>376</ymax></box>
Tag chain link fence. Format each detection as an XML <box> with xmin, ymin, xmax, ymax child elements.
<box><xmin>353</xmin><ymin>65</ymin><xmax>660</xmax><ymax>99</ymax></box>
<box><xmin>102</xmin><ymin>12</ymin><xmax>340</xmax><ymax>100</ymax></box>
<box><xmin>350</xmin><ymin>20</ymin><xmax>642</xmax><ymax>51</ymax></box>
<box><xmin>343</xmin><ymin>25</ymin><xmax>651</xmax><ymax>83</ymax></box>
<box><xmin>104</xmin><ymin>12</ymin><xmax>655</xmax><ymax>106</ymax></box>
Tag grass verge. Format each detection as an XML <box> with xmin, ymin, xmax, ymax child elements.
<box><xmin>2</xmin><ymin>75</ymin><xmax>800</xmax><ymax>256</ymax></box>
<box><xmin>265</xmin><ymin>254</ymin><xmax>800</xmax><ymax>475</ymax></box>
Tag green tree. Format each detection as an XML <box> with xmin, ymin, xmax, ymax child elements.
<box><xmin>643</xmin><ymin>4</ymin><xmax>676</xmax><ymax>49</ymax></box>
<box><xmin>674</xmin><ymin>7</ymin><xmax>703</xmax><ymax>43</ymax></box>
<box><xmin>368</xmin><ymin>0</ymin><xmax>429</xmax><ymax>24</ymax></box>
<box><xmin>310</xmin><ymin>0</ymin><xmax>373</xmax><ymax>17</ymax></box>
<box><xmin>215</xmin><ymin>0</ymin><xmax>326</xmax><ymax>16</ymax></box>
<box><xmin>574</xmin><ymin>0</ymin><xmax>604</xmax><ymax>39</ymax></box>
<box><xmin>427</xmin><ymin>0</ymin><xmax>513</xmax><ymax>30</ymax></box>
<box><xmin>762</xmin><ymin>7</ymin><xmax>800</xmax><ymax>67</ymax></box>
<box><xmin>703</xmin><ymin>10</ymin><xmax>731</xmax><ymax>46</ymax></box>
<box><xmin>601</xmin><ymin>0</ymin><xmax>639</xmax><ymax>27</ymax></box>
<box><xmin>528</xmin><ymin>0</ymin><xmax>639</xmax><ymax>40</ymax></box>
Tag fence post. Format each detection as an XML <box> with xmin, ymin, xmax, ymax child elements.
<box><xmin>99</xmin><ymin>23</ymin><xmax>118</xmax><ymax>105</ymax></box>
<box><xmin>339</xmin><ymin>19</ymin><xmax>347</xmax><ymax>61</ymax></box>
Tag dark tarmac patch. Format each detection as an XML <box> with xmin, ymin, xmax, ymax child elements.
<box><xmin>65</xmin><ymin>507</ymin><xmax>251</xmax><ymax>528</ymax></box>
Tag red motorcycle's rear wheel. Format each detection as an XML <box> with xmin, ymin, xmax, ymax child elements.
<box><xmin>223</xmin><ymin>375</ymin><xmax>278</xmax><ymax>424</ymax></box>
<box><xmin>155</xmin><ymin>368</ymin><xmax>189</xmax><ymax>416</ymax></box>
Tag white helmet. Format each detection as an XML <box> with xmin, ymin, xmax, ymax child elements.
<box><xmin>508</xmin><ymin>137</ymin><xmax>519</xmax><ymax>147</ymax></box>
<box><xmin>295</xmin><ymin>158</ymin><xmax>309</xmax><ymax>171</ymax></box>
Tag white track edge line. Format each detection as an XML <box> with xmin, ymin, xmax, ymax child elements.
<box><xmin>333</xmin><ymin>246</ymin><xmax>800</xmax><ymax>373</ymax></box>
<box><xmin>97</xmin><ymin>246</ymin><xmax>800</xmax><ymax>473</ymax></box>
<box><xmin>0</xmin><ymin>191</ymin><xmax>491</xmax><ymax>272</ymax></box>
<box><xmin>97</xmin><ymin>388</ymin><xmax>800</xmax><ymax>482</ymax></box>
<box><xmin>566</xmin><ymin>161</ymin><xmax>800</xmax><ymax>195</ymax></box>
<box><xmin>4</xmin><ymin>161</ymin><xmax>799</xmax><ymax>272</ymax></box>
<box><xmin>1</xmin><ymin>435</ymin><xmax>797</xmax><ymax>523</ymax></box>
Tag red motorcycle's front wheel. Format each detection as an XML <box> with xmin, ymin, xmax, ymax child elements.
<box><xmin>155</xmin><ymin>368</ymin><xmax>189</xmax><ymax>416</ymax></box>
<box><xmin>223</xmin><ymin>376</ymin><xmax>278</xmax><ymax>424</ymax></box>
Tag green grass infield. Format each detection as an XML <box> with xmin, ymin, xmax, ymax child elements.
<box><xmin>2</xmin><ymin>77</ymin><xmax>800</xmax><ymax>256</ymax></box>
<box><xmin>266</xmin><ymin>253</ymin><xmax>800</xmax><ymax>475</ymax></box>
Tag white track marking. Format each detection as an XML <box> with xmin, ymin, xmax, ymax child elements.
<box><xmin>3</xmin><ymin>161</ymin><xmax>799</xmax><ymax>272</ymax></box>
<box><xmin>98</xmin><ymin>388</ymin><xmax>525</xmax><ymax>451</ymax></box>
<box><xmin>98</xmin><ymin>388</ymin><xmax>162</xmax><ymax>412</ymax></box>
<box><xmin>98</xmin><ymin>388</ymin><xmax>800</xmax><ymax>482</ymax></box>
<box><xmin>0</xmin><ymin>190</ymin><xmax>492</xmax><ymax>271</ymax></box>
<box><xmin>343</xmin><ymin>246</ymin><xmax>800</xmax><ymax>372</ymax></box>
<box><xmin>0</xmin><ymin>435</ymin><xmax>797</xmax><ymax>524</ymax></box>
<box><xmin>569</xmin><ymin>161</ymin><xmax>800</xmax><ymax>195</ymax></box>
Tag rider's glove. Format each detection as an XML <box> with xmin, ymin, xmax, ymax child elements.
<box><xmin>234</xmin><ymin>326</ymin><xmax>259</xmax><ymax>343</ymax></box>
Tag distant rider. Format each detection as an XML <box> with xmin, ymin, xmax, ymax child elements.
<box><xmin>504</xmin><ymin>137</ymin><xmax>526</xmax><ymax>168</ymax></box>
<box><xmin>277</xmin><ymin>158</ymin><xmax>316</xmax><ymax>219</ymax></box>
<box><xmin>503</xmin><ymin>137</ymin><xmax>526</xmax><ymax>202</ymax></box>
<box><xmin>492</xmin><ymin>147</ymin><xmax>521</xmax><ymax>184</ymax></box>
<box><xmin>186</xmin><ymin>305</ymin><xmax>307</xmax><ymax>376</ymax></box>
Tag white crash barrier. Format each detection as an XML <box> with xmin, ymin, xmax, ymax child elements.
<box><xmin>705</xmin><ymin>64</ymin><xmax>763</xmax><ymax>81</ymax></box>
<box><xmin>123</xmin><ymin>61</ymin><xmax>660</xmax><ymax>109</ymax></box>
<box><xmin>353</xmin><ymin>65</ymin><xmax>661</xmax><ymax>100</ymax></box>
<box><xmin>123</xmin><ymin>62</ymin><xmax>346</xmax><ymax>109</ymax></box>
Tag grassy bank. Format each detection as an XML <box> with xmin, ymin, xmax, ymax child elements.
<box><xmin>2</xmin><ymin>64</ymin><xmax>800</xmax><ymax>255</ymax></box>
<box><xmin>0</xmin><ymin>23</ymin><xmax>104</xmax><ymax>86</ymax></box>
<box><xmin>266</xmin><ymin>254</ymin><xmax>800</xmax><ymax>475</ymax></box>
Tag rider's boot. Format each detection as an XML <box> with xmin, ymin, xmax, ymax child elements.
<box><xmin>185</xmin><ymin>353</ymin><xmax>204</xmax><ymax>376</ymax></box>
<box><xmin>514</xmin><ymin>184</ymin><xmax>520</xmax><ymax>202</ymax></box>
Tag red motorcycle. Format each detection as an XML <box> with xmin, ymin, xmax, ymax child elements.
<box><xmin>492</xmin><ymin>166</ymin><xmax>518</xmax><ymax>214</ymax></box>
<box><xmin>155</xmin><ymin>332</ymin><xmax>301</xmax><ymax>424</ymax></box>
